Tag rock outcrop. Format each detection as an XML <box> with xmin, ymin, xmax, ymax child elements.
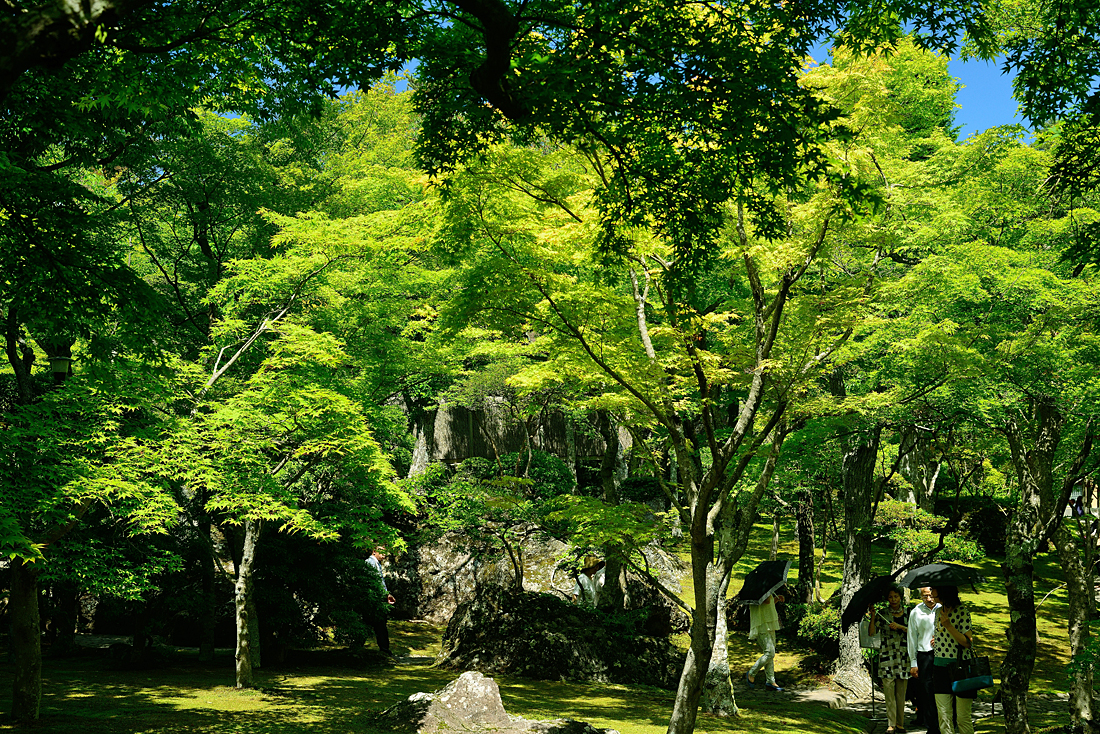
<box><xmin>436</xmin><ymin>586</ymin><xmax>686</xmax><ymax>690</ymax></box>
<box><xmin>388</xmin><ymin>529</ymin><xmax>688</xmax><ymax>629</ymax></box>
<box><xmin>374</xmin><ymin>671</ymin><xmax>618</xmax><ymax>734</ymax></box>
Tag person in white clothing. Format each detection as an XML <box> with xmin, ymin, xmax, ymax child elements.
<box><xmin>907</xmin><ymin>587</ymin><xmax>940</xmax><ymax>734</ymax></box>
<box><xmin>572</xmin><ymin>558</ymin><xmax>605</xmax><ymax>606</ymax></box>
<box><xmin>744</xmin><ymin>591</ymin><xmax>785</xmax><ymax>691</ymax></box>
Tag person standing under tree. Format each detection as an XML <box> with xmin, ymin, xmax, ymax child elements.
<box><xmin>744</xmin><ymin>590</ymin><xmax>785</xmax><ymax>691</ymax></box>
<box><xmin>930</xmin><ymin>586</ymin><xmax>975</xmax><ymax>734</ymax></box>
<box><xmin>366</xmin><ymin>548</ymin><xmax>396</xmax><ymax>658</ymax></box>
<box><xmin>869</xmin><ymin>584</ymin><xmax>911</xmax><ymax>734</ymax></box>
<box><xmin>572</xmin><ymin>557</ymin><xmax>606</xmax><ymax>606</ymax></box>
<box><xmin>908</xmin><ymin>587</ymin><xmax>940</xmax><ymax>734</ymax></box>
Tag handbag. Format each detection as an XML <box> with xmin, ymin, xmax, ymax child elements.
<box><xmin>951</xmin><ymin>643</ymin><xmax>994</xmax><ymax>694</ymax></box>
<box><xmin>859</xmin><ymin>616</ymin><xmax>882</xmax><ymax>649</ymax></box>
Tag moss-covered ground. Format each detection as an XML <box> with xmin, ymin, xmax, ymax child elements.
<box><xmin>0</xmin><ymin>521</ymin><xmax>1077</xmax><ymax>733</ymax></box>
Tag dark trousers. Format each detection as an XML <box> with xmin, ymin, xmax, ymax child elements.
<box><xmin>916</xmin><ymin>650</ymin><xmax>939</xmax><ymax>733</ymax></box>
<box><xmin>372</xmin><ymin>618</ymin><xmax>390</xmax><ymax>654</ymax></box>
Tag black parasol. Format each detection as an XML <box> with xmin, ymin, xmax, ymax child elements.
<box><xmin>733</xmin><ymin>559</ymin><xmax>791</xmax><ymax>605</ymax></box>
<box><xmin>898</xmin><ymin>562</ymin><xmax>984</xmax><ymax>589</ymax></box>
<box><xmin>840</xmin><ymin>574</ymin><xmax>900</xmax><ymax>633</ymax></box>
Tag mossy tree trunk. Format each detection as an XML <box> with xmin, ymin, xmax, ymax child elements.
<box><xmin>235</xmin><ymin>518</ymin><xmax>262</xmax><ymax>689</ymax></box>
<box><xmin>198</xmin><ymin>515</ymin><xmax>217</xmax><ymax>663</ymax></box>
<box><xmin>1053</xmin><ymin>521</ymin><xmax>1095</xmax><ymax>730</ymax></box>
<box><xmin>10</xmin><ymin>560</ymin><xmax>41</xmax><ymax>722</ymax></box>
<box><xmin>701</xmin><ymin>427</ymin><xmax>786</xmax><ymax>716</ymax></box>
<box><xmin>834</xmin><ymin>424</ymin><xmax>880</xmax><ymax>695</ymax></box>
<box><xmin>48</xmin><ymin>580</ymin><xmax>79</xmax><ymax>657</ymax></box>
<box><xmin>793</xmin><ymin>489</ymin><xmax>816</xmax><ymax>604</ymax></box>
<box><xmin>597</xmin><ymin>410</ymin><xmax>627</xmax><ymax>612</ymax></box>
<box><xmin>998</xmin><ymin>403</ymin><xmax>1092</xmax><ymax>734</ymax></box>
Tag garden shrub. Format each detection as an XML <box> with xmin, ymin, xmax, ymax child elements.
<box><xmin>501</xmin><ymin>450</ymin><xmax>576</xmax><ymax>499</ymax></box>
<box><xmin>620</xmin><ymin>476</ymin><xmax>666</xmax><ymax>507</ymax></box>
<box><xmin>795</xmin><ymin>602</ymin><xmax>840</xmax><ymax>658</ymax></box>
<box><xmin>455</xmin><ymin>456</ymin><xmax>496</xmax><ymax>481</ymax></box>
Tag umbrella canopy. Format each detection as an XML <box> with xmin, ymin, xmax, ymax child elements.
<box><xmin>899</xmin><ymin>562</ymin><xmax>984</xmax><ymax>589</ymax></box>
<box><xmin>840</xmin><ymin>574</ymin><xmax>899</xmax><ymax>632</ymax></box>
<box><xmin>734</xmin><ymin>560</ymin><xmax>791</xmax><ymax>605</ymax></box>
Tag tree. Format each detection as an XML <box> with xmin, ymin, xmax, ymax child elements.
<box><xmin>436</xmin><ymin>131</ymin><xmax>870</xmax><ymax>730</ymax></box>
<box><xmin>0</xmin><ymin>364</ymin><xmax>179</xmax><ymax>719</ymax></box>
<box><xmin>873</xmin><ymin>127</ymin><xmax>1100</xmax><ymax>732</ymax></box>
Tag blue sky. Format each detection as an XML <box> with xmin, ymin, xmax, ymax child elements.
<box><xmin>805</xmin><ymin>43</ymin><xmax>1024</xmax><ymax>141</ymax></box>
<box><xmin>949</xmin><ymin>56</ymin><xmax>1024</xmax><ymax>139</ymax></box>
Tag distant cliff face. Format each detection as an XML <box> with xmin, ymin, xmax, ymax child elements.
<box><xmin>407</xmin><ymin>400</ymin><xmax>622</xmax><ymax>476</ymax></box>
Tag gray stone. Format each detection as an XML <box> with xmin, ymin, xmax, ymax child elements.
<box><xmin>436</xmin><ymin>586</ymin><xmax>685</xmax><ymax>689</ymax></box>
<box><xmin>389</xmin><ymin>529</ymin><xmax>686</xmax><ymax>628</ymax></box>
<box><xmin>374</xmin><ymin>671</ymin><xmax>619</xmax><ymax>734</ymax></box>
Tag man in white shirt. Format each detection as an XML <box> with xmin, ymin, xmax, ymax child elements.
<box><xmin>907</xmin><ymin>587</ymin><xmax>940</xmax><ymax>733</ymax></box>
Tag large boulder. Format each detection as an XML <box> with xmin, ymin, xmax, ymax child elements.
<box><xmin>435</xmin><ymin>586</ymin><xmax>686</xmax><ymax>690</ymax></box>
<box><xmin>388</xmin><ymin>529</ymin><xmax>687</xmax><ymax>627</ymax></box>
<box><xmin>387</xmin><ymin>528</ymin><xmax>571</xmax><ymax>623</ymax></box>
<box><xmin>375</xmin><ymin>671</ymin><xmax>618</xmax><ymax>734</ymax></box>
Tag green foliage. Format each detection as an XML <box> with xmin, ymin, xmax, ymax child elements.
<box><xmin>0</xmin><ymin>364</ymin><xmax>181</xmax><ymax>547</ymax></box>
<box><xmin>876</xmin><ymin>499</ymin><xmax>984</xmax><ymax>563</ymax></box>
<box><xmin>40</xmin><ymin>535</ymin><xmax>183</xmax><ymax>602</ymax></box>
<box><xmin>547</xmin><ymin>496</ymin><xmax>675</xmax><ymax>564</ymax></box>
<box><xmin>794</xmin><ymin>602</ymin><xmax>842</xmax><ymax>658</ymax></box>
<box><xmin>254</xmin><ymin>531</ymin><xmax>389</xmax><ymax>648</ymax></box>
<box><xmin>454</xmin><ymin>457</ymin><xmax>496</xmax><ymax>482</ymax></box>
<box><xmin>500</xmin><ymin>451</ymin><xmax>576</xmax><ymax>499</ymax></box>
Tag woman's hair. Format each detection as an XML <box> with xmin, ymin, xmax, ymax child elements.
<box><xmin>932</xmin><ymin>585</ymin><xmax>962</xmax><ymax>608</ymax></box>
<box><xmin>883</xmin><ymin>583</ymin><xmax>904</xmax><ymax>601</ymax></box>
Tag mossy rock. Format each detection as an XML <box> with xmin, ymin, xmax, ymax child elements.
<box><xmin>437</xmin><ymin>586</ymin><xmax>685</xmax><ymax>689</ymax></box>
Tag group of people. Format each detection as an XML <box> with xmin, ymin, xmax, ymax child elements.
<box><xmin>740</xmin><ymin>582</ymin><xmax>977</xmax><ymax>734</ymax></box>
<box><xmin>869</xmin><ymin>584</ymin><xmax>976</xmax><ymax>734</ymax></box>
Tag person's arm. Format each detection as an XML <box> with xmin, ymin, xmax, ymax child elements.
<box><xmin>868</xmin><ymin>606</ymin><xmax>878</xmax><ymax>635</ymax></box>
<box><xmin>937</xmin><ymin>607</ymin><xmax>971</xmax><ymax>648</ymax></box>
<box><xmin>907</xmin><ymin>608</ymin><xmax>919</xmax><ymax>675</ymax></box>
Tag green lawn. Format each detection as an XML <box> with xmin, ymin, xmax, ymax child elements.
<box><xmin>0</xmin><ymin>621</ymin><xmax>866</xmax><ymax>734</ymax></box>
<box><xmin>0</xmin><ymin>523</ymin><xmax>1078</xmax><ymax>733</ymax></box>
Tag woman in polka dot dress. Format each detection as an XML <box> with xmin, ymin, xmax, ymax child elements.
<box><xmin>930</xmin><ymin>586</ymin><xmax>975</xmax><ymax>734</ymax></box>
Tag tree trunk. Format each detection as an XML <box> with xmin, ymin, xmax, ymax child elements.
<box><xmin>565</xmin><ymin>412</ymin><xmax>578</xmax><ymax>483</ymax></box>
<box><xmin>131</xmin><ymin>601</ymin><xmax>151</xmax><ymax>665</ymax></box>
<box><xmin>597</xmin><ymin>410</ymin><xmax>627</xmax><ymax>612</ymax></box>
<box><xmin>234</xmin><ymin>518</ymin><xmax>261</xmax><ymax>689</ymax></box>
<box><xmin>1053</xmin><ymin>521</ymin><xmax>1095</xmax><ymax>730</ymax></box>
<box><xmin>769</xmin><ymin>515</ymin><xmax>780</xmax><ymax>561</ymax></box>
<box><xmin>898</xmin><ymin>428</ymin><xmax>939</xmax><ymax>513</ymax></box>
<box><xmin>47</xmin><ymin>580</ymin><xmax>79</xmax><ymax>657</ymax></box>
<box><xmin>834</xmin><ymin>426</ymin><xmax>880</xmax><ymax>696</ymax></box>
<box><xmin>701</xmin><ymin>562</ymin><xmax>738</xmax><ymax>716</ymax></box>
<box><xmin>667</xmin><ymin>528</ymin><xmax>715</xmax><ymax>734</ymax></box>
<box><xmin>794</xmin><ymin>490</ymin><xmax>816</xmax><ymax>604</ymax></box>
<box><xmin>700</xmin><ymin>427</ymin><xmax>786</xmax><ymax>717</ymax></box>
<box><xmin>198</xmin><ymin>519</ymin><xmax>217</xmax><ymax>663</ymax></box>
<box><xmin>998</xmin><ymin>403</ymin><xmax>1071</xmax><ymax>734</ymax></box>
<box><xmin>1000</xmin><ymin>530</ymin><xmax>1036</xmax><ymax>734</ymax></box>
<box><xmin>247</xmin><ymin>594</ymin><xmax>261</xmax><ymax>670</ymax></box>
<box><xmin>10</xmin><ymin>560</ymin><xmax>41</xmax><ymax>722</ymax></box>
